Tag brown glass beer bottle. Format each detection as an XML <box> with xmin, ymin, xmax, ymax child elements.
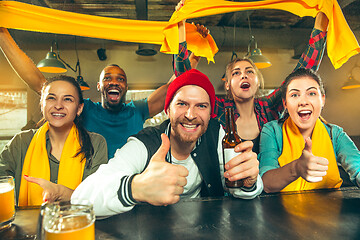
<box><xmin>222</xmin><ymin>107</ymin><xmax>244</xmax><ymax>188</ymax></box>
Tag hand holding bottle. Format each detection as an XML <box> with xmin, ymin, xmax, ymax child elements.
<box><xmin>224</xmin><ymin>140</ymin><xmax>259</xmax><ymax>188</ymax></box>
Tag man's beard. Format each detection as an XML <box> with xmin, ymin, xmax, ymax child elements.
<box><xmin>171</xmin><ymin>118</ymin><xmax>208</xmax><ymax>144</ymax></box>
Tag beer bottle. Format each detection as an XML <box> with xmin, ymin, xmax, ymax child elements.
<box><xmin>222</xmin><ymin>107</ymin><xmax>244</xmax><ymax>188</ymax></box>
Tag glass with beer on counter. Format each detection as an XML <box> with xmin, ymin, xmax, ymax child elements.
<box><xmin>39</xmin><ymin>201</ymin><xmax>95</xmax><ymax>240</ymax></box>
<box><xmin>0</xmin><ymin>176</ymin><xmax>15</xmax><ymax>230</ymax></box>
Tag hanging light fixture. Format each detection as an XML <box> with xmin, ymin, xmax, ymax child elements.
<box><xmin>342</xmin><ymin>75</ymin><xmax>360</xmax><ymax>89</ymax></box>
<box><xmin>75</xmin><ymin>57</ymin><xmax>90</xmax><ymax>91</ymax></box>
<box><xmin>246</xmin><ymin>35</ymin><xmax>272</xmax><ymax>69</ymax></box>
<box><xmin>136</xmin><ymin>43</ymin><xmax>157</xmax><ymax>56</ymax></box>
<box><xmin>59</xmin><ymin>57</ymin><xmax>90</xmax><ymax>91</ymax></box>
<box><xmin>46</xmin><ymin>37</ymin><xmax>90</xmax><ymax>90</ymax></box>
<box><xmin>342</xmin><ymin>65</ymin><xmax>360</xmax><ymax>90</ymax></box>
<box><xmin>38</xmin><ymin>37</ymin><xmax>90</xmax><ymax>90</ymax></box>
<box><xmin>37</xmin><ymin>40</ymin><xmax>67</xmax><ymax>73</ymax></box>
<box><xmin>76</xmin><ymin>75</ymin><xmax>90</xmax><ymax>91</ymax></box>
<box><xmin>71</xmin><ymin>37</ymin><xmax>90</xmax><ymax>90</ymax></box>
<box><xmin>134</xmin><ymin>0</ymin><xmax>157</xmax><ymax>57</ymax></box>
<box><xmin>245</xmin><ymin>14</ymin><xmax>271</xmax><ymax>69</ymax></box>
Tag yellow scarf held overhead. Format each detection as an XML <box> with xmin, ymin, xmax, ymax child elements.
<box><xmin>18</xmin><ymin>122</ymin><xmax>86</xmax><ymax>206</ymax></box>
<box><xmin>278</xmin><ymin>118</ymin><xmax>342</xmax><ymax>192</ymax></box>
<box><xmin>162</xmin><ymin>0</ymin><xmax>360</xmax><ymax>69</ymax></box>
<box><xmin>0</xmin><ymin>0</ymin><xmax>358</xmax><ymax>68</ymax></box>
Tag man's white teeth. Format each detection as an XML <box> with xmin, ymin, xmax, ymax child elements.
<box><xmin>183</xmin><ymin>124</ymin><xmax>196</xmax><ymax>129</ymax></box>
<box><xmin>108</xmin><ymin>89</ymin><xmax>120</xmax><ymax>94</ymax></box>
<box><xmin>299</xmin><ymin>110</ymin><xmax>312</xmax><ymax>114</ymax></box>
<box><xmin>52</xmin><ymin>113</ymin><xmax>65</xmax><ymax>117</ymax></box>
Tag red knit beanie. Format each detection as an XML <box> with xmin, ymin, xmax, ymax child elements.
<box><xmin>164</xmin><ymin>69</ymin><xmax>216</xmax><ymax>118</ymax></box>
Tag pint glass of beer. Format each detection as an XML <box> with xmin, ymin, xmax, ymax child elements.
<box><xmin>40</xmin><ymin>201</ymin><xmax>95</xmax><ymax>240</ymax></box>
<box><xmin>0</xmin><ymin>176</ymin><xmax>15</xmax><ymax>231</ymax></box>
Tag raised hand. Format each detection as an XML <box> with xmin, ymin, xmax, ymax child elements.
<box><xmin>192</xmin><ymin>23</ymin><xmax>210</xmax><ymax>38</ymax></box>
<box><xmin>295</xmin><ymin>137</ymin><xmax>329</xmax><ymax>182</ymax></box>
<box><xmin>176</xmin><ymin>0</ymin><xmax>187</xmax><ymax>42</ymax></box>
<box><xmin>131</xmin><ymin>134</ymin><xmax>189</xmax><ymax>206</ymax></box>
<box><xmin>224</xmin><ymin>140</ymin><xmax>259</xmax><ymax>188</ymax></box>
<box><xmin>175</xmin><ymin>0</ymin><xmax>185</xmax><ymax>11</ymax></box>
<box><xmin>23</xmin><ymin>175</ymin><xmax>74</xmax><ymax>203</ymax></box>
<box><xmin>187</xmin><ymin>23</ymin><xmax>209</xmax><ymax>68</ymax></box>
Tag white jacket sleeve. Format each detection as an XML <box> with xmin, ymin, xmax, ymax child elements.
<box><xmin>71</xmin><ymin>137</ymin><xmax>148</xmax><ymax>217</ymax></box>
<box><xmin>217</xmin><ymin>128</ymin><xmax>263</xmax><ymax>199</ymax></box>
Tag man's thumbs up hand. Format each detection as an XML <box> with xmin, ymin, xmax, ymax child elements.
<box><xmin>150</xmin><ymin>133</ymin><xmax>171</xmax><ymax>162</ymax></box>
<box><xmin>132</xmin><ymin>134</ymin><xmax>189</xmax><ymax>206</ymax></box>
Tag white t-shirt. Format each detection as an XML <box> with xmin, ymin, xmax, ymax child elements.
<box><xmin>171</xmin><ymin>155</ymin><xmax>202</xmax><ymax>199</ymax></box>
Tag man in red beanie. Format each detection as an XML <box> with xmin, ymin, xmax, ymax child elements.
<box><xmin>72</xmin><ymin>69</ymin><xmax>263</xmax><ymax>217</ymax></box>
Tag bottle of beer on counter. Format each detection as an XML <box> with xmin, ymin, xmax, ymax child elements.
<box><xmin>222</xmin><ymin>107</ymin><xmax>244</xmax><ymax>188</ymax></box>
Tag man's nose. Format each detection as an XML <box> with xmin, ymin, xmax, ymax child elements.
<box><xmin>109</xmin><ymin>77</ymin><xmax>119</xmax><ymax>85</ymax></box>
<box><xmin>185</xmin><ymin>107</ymin><xmax>196</xmax><ymax>120</ymax></box>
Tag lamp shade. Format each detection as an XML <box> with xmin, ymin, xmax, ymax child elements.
<box><xmin>76</xmin><ymin>75</ymin><xmax>90</xmax><ymax>91</ymax></box>
<box><xmin>248</xmin><ymin>48</ymin><xmax>272</xmax><ymax>69</ymax></box>
<box><xmin>136</xmin><ymin>43</ymin><xmax>157</xmax><ymax>56</ymax></box>
<box><xmin>342</xmin><ymin>75</ymin><xmax>360</xmax><ymax>90</ymax></box>
<box><xmin>37</xmin><ymin>51</ymin><xmax>67</xmax><ymax>73</ymax></box>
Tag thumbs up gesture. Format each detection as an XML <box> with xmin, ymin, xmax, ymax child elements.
<box><xmin>295</xmin><ymin>137</ymin><xmax>329</xmax><ymax>182</ymax></box>
<box><xmin>131</xmin><ymin>134</ymin><xmax>189</xmax><ymax>206</ymax></box>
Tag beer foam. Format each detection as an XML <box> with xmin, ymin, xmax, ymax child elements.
<box><xmin>0</xmin><ymin>183</ymin><xmax>14</xmax><ymax>194</ymax></box>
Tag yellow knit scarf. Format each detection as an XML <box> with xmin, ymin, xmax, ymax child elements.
<box><xmin>279</xmin><ymin>118</ymin><xmax>342</xmax><ymax>192</ymax></box>
<box><xmin>18</xmin><ymin>122</ymin><xmax>86</xmax><ymax>206</ymax></box>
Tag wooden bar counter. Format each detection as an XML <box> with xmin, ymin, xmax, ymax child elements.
<box><xmin>1</xmin><ymin>187</ymin><xmax>360</xmax><ymax>240</ymax></box>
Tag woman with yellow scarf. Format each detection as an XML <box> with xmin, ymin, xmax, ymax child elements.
<box><xmin>0</xmin><ymin>75</ymin><xmax>108</xmax><ymax>206</ymax></box>
<box><xmin>259</xmin><ymin>68</ymin><xmax>360</xmax><ymax>193</ymax></box>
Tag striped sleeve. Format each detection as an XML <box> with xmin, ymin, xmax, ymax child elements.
<box><xmin>118</xmin><ymin>175</ymin><xmax>140</xmax><ymax>207</ymax></box>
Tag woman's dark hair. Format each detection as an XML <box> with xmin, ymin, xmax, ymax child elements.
<box><xmin>280</xmin><ymin>68</ymin><xmax>325</xmax><ymax>101</ymax></box>
<box><xmin>40</xmin><ymin>75</ymin><xmax>94</xmax><ymax>168</ymax></box>
<box><xmin>279</xmin><ymin>68</ymin><xmax>328</xmax><ymax>124</ymax></box>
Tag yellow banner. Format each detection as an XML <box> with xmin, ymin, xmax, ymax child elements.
<box><xmin>162</xmin><ymin>0</ymin><xmax>360</xmax><ymax>69</ymax></box>
<box><xmin>0</xmin><ymin>0</ymin><xmax>358</xmax><ymax>68</ymax></box>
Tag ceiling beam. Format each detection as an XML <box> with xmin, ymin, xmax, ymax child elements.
<box><xmin>135</xmin><ymin>0</ymin><xmax>148</xmax><ymax>20</ymax></box>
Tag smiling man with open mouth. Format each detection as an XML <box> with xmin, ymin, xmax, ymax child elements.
<box><xmin>98</xmin><ymin>65</ymin><xmax>128</xmax><ymax>111</ymax></box>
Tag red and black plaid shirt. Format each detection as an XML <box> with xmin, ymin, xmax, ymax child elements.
<box><xmin>174</xmin><ymin>29</ymin><xmax>327</xmax><ymax>131</ymax></box>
